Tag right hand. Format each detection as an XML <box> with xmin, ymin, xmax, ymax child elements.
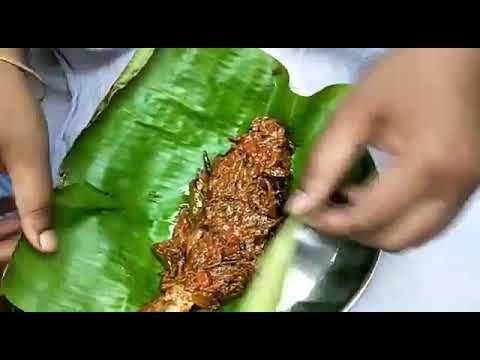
<box><xmin>0</xmin><ymin>49</ymin><xmax>57</xmax><ymax>264</ymax></box>
<box><xmin>287</xmin><ymin>48</ymin><xmax>480</xmax><ymax>252</ymax></box>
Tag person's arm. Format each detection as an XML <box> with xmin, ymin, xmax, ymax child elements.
<box><xmin>287</xmin><ymin>48</ymin><xmax>480</xmax><ymax>252</ymax></box>
<box><xmin>0</xmin><ymin>48</ymin><xmax>56</xmax><ymax>263</ymax></box>
<box><xmin>0</xmin><ymin>48</ymin><xmax>26</xmax><ymax>62</ymax></box>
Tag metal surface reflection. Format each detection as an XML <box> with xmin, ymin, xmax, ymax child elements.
<box><xmin>277</xmin><ymin>225</ymin><xmax>380</xmax><ymax>312</ymax></box>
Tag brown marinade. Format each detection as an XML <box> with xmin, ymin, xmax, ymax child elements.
<box><xmin>142</xmin><ymin>117</ymin><xmax>294</xmax><ymax>312</ymax></box>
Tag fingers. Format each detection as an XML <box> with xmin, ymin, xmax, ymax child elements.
<box><xmin>0</xmin><ymin>236</ymin><xmax>19</xmax><ymax>262</ymax></box>
<box><xmin>301</xmin><ymin>153</ymin><xmax>467</xmax><ymax>252</ymax></box>
<box><xmin>0</xmin><ymin>197</ymin><xmax>16</xmax><ymax>214</ymax></box>
<box><xmin>287</xmin><ymin>93</ymin><xmax>375</xmax><ymax>215</ymax></box>
<box><xmin>0</xmin><ymin>217</ymin><xmax>21</xmax><ymax>239</ymax></box>
<box><xmin>0</xmin><ymin>82</ymin><xmax>56</xmax><ymax>253</ymax></box>
<box><xmin>304</xmin><ymin>156</ymin><xmax>429</xmax><ymax>239</ymax></box>
<box><xmin>0</xmin><ymin>216</ymin><xmax>20</xmax><ymax>262</ymax></box>
<box><xmin>362</xmin><ymin>197</ymin><xmax>459</xmax><ymax>252</ymax></box>
<box><xmin>0</xmin><ymin>210</ymin><xmax>22</xmax><ymax>262</ymax></box>
<box><xmin>5</xmin><ymin>138</ymin><xmax>56</xmax><ymax>253</ymax></box>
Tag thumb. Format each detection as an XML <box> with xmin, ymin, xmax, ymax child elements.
<box><xmin>287</xmin><ymin>92</ymin><xmax>375</xmax><ymax>216</ymax></box>
<box><xmin>2</xmin><ymin>109</ymin><xmax>56</xmax><ymax>254</ymax></box>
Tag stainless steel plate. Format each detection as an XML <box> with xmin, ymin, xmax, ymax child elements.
<box><xmin>277</xmin><ymin>224</ymin><xmax>381</xmax><ymax>312</ymax></box>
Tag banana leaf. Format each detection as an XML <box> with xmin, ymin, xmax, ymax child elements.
<box><xmin>1</xmin><ymin>48</ymin><xmax>375</xmax><ymax>312</ymax></box>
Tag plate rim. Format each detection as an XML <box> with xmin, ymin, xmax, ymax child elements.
<box><xmin>341</xmin><ymin>249</ymin><xmax>382</xmax><ymax>312</ymax></box>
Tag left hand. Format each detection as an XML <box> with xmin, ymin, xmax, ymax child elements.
<box><xmin>0</xmin><ymin>197</ymin><xmax>21</xmax><ymax>264</ymax></box>
<box><xmin>0</xmin><ymin>48</ymin><xmax>57</xmax><ymax>264</ymax></box>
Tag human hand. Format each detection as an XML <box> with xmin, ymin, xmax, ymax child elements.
<box><xmin>0</xmin><ymin>198</ymin><xmax>20</xmax><ymax>263</ymax></box>
<box><xmin>0</xmin><ymin>49</ymin><xmax>56</xmax><ymax>263</ymax></box>
<box><xmin>287</xmin><ymin>48</ymin><xmax>480</xmax><ymax>252</ymax></box>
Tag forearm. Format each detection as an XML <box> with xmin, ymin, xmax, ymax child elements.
<box><xmin>0</xmin><ymin>48</ymin><xmax>32</xmax><ymax>95</ymax></box>
<box><xmin>0</xmin><ymin>48</ymin><xmax>27</xmax><ymax>63</ymax></box>
<box><xmin>0</xmin><ymin>49</ymin><xmax>42</xmax><ymax>103</ymax></box>
<box><xmin>0</xmin><ymin>48</ymin><xmax>29</xmax><ymax>83</ymax></box>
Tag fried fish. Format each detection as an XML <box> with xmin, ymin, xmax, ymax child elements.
<box><xmin>142</xmin><ymin>117</ymin><xmax>293</xmax><ymax>312</ymax></box>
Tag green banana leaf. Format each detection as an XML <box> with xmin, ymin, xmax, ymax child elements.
<box><xmin>236</xmin><ymin>217</ymin><xmax>303</xmax><ymax>312</ymax></box>
<box><xmin>1</xmin><ymin>48</ymin><xmax>375</xmax><ymax>312</ymax></box>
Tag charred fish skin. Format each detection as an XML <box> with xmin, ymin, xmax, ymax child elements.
<box><xmin>142</xmin><ymin>117</ymin><xmax>294</xmax><ymax>312</ymax></box>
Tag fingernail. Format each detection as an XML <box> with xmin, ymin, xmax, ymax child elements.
<box><xmin>39</xmin><ymin>230</ymin><xmax>58</xmax><ymax>252</ymax></box>
<box><xmin>285</xmin><ymin>191</ymin><xmax>315</xmax><ymax>215</ymax></box>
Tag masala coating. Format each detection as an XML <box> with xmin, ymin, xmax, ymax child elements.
<box><xmin>142</xmin><ymin>117</ymin><xmax>293</xmax><ymax>312</ymax></box>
